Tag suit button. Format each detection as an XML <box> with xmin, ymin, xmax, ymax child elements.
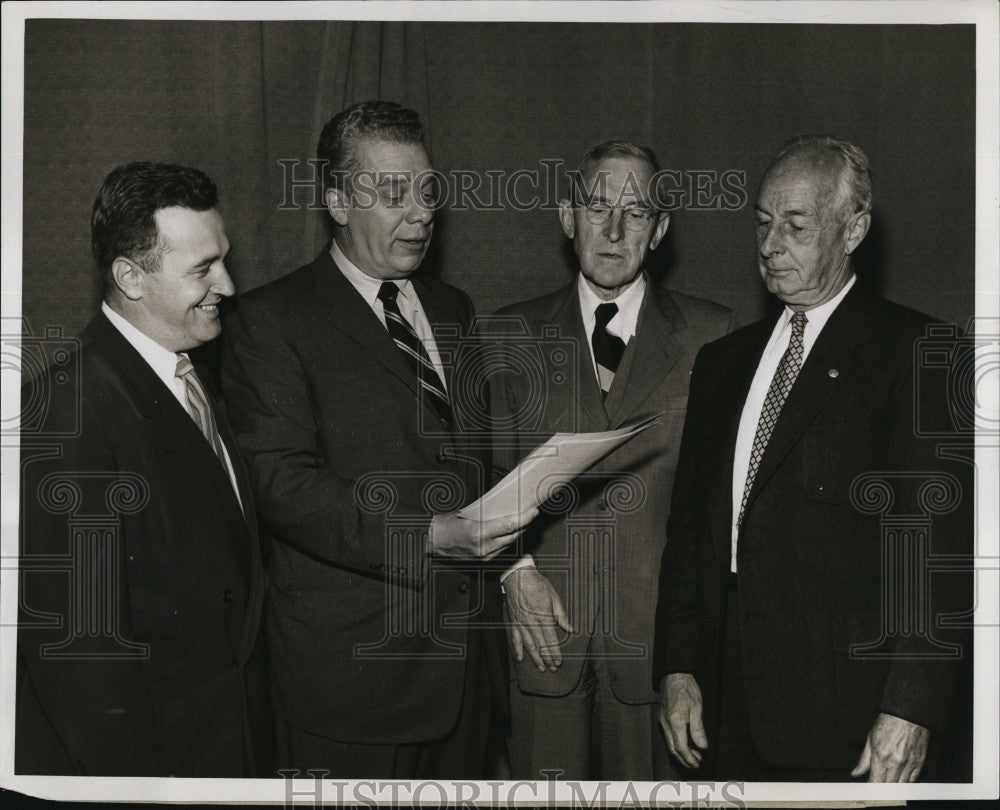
<box><xmin>222</xmin><ymin>589</ymin><xmax>234</xmax><ymax>604</ymax></box>
<box><xmin>593</xmin><ymin>565</ymin><xmax>599</xmax><ymax>575</ymax></box>
<box><xmin>597</xmin><ymin>499</ymin><xmax>609</xmax><ymax>511</ymax></box>
<box><xmin>458</xmin><ymin>582</ymin><xmax>469</xmax><ymax>594</ymax></box>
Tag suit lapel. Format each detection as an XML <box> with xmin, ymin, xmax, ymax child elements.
<box><xmin>309</xmin><ymin>250</ymin><xmax>424</xmax><ymax>403</ymax></box>
<box><xmin>742</xmin><ymin>283</ymin><xmax>874</xmax><ymax>517</ymax></box>
<box><xmin>87</xmin><ymin>313</ymin><xmax>252</xmax><ymax>575</ymax></box>
<box><xmin>412</xmin><ymin>276</ymin><xmax>460</xmax><ymax>398</ymax></box>
<box><xmin>211</xmin><ymin>391</ymin><xmax>264</xmax><ymax>663</ymax></box>
<box><xmin>606</xmin><ymin>282</ymin><xmax>686</xmax><ymax>428</ymax></box>
<box><xmin>545</xmin><ymin>281</ymin><xmax>607</xmax><ymax>431</ymax></box>
<box><xmin>707</xmin><ymin>317</ymin><xmax>775</xmax><ymax>566</ymax></box>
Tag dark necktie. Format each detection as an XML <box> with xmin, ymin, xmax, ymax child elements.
<box><xmin>738</xmin><ymin>311</ymin><xmax>808</xmax><ymax>526</ymax></box>
<box><xmin>175</xmin><ymin>354</ymin><xmax>228</xmax><ymax>464</ymax></box>
<box><xmin>377</xmin><ymin>281</ymin><xmax>452</xmax><ymax>425</ymax></box>
<box><xmin>592</xmin><ymin>302</ymin><xmax>627</xmax><ymax>401</ymax></box>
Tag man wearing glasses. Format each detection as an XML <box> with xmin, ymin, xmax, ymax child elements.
<box><xmin>490</xmin><ymin>140</ymin><xmax>732</xmax><ymax>779</ymax></box>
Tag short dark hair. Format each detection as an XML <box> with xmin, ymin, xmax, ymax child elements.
<box><xmin>91</xmin><ymin>162</ymin><xmax>218</xmax><ymax>284</ymax></box>
<box><xmin>570</xmin><ymin>139</ymin><xmax>663</xmax><ymax>209</ymax></box>
<box><xmin>317</xmin><ymin>100</ymin><xmax>425</xmax><ymax>193</ymax></box>
<box><xmin>771</xmin><ymin>135</ymin><xmax>873</xmax><ymax>215</ymax></box>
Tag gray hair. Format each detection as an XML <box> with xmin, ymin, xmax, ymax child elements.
<box><xmin>772</xmin><ymin>135</ymin><xmax>873</xmax><ymax>215</ymax></box>
<box><xmin>570</xmin><ymin>138</ymin><xmax>663</xmax><ymax>209</ymax></box>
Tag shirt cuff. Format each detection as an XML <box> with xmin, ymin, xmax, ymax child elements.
<box><xmin>499</xmin><ymin>554</ymin><xmax>535</xmax><ymax>588</ymax></box>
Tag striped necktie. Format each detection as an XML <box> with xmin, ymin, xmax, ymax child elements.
<box><xmin>175</xmin><ymin>354</ymin><xmax>228</xmax><ymax>464</ymax></box>
<box><xmin>738</xmin><ymin>311</ymin><xmax>808</xmax><ymax>527</ymax></box>
<box><xmin>377</xmin><ymin>281</ymin><xmax>452</xmax><ymax>425</ymax></box>
<box><xmin>592</xmin><ymin>302</ymin><xmax>627</xmax><ymax>401</ymax></box>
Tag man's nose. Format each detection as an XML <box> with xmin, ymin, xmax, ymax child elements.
<box><xmin>406</xmin><ymin>193</ymin><xmax>434</xmax><ymax>225</ymax></box>
<box><xmin>759</xmin><ymin>222</ymin><xmax>782</xmax><ymax>257</ymax></box>
<box><xmin>213</xmin><ymin>263</ymin><xmax>236</xmax><ymax>297</ymax></box>
<box><xmin>603</xmin><ymin>210</ymin><xmax>624</xmax><ymax>242</ymax></box>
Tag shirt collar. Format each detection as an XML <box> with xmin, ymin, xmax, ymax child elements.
<box><xmin>101</xmin><ymin>301</ymin><xmax>187</xmax><ymax>388</ymax></box>
<box><xmin>577</xmin><ymin>271</ymin><xmax>646</xmax><ymax>340</ymax></box>
<box><xmin>331</xmin><ymin>239</ymin><xmax>416</xmax><ymax>308</ymax></box>
<box><xmin>780</xmin><ymin>273</ymin><xmax>856</xmax><ymax>334</ymax></box>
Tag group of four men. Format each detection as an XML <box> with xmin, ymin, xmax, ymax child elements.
<box><xmin>17</xmin><ymin>100</ymin><xmax>969</xmax><ymax>783</ymax></box>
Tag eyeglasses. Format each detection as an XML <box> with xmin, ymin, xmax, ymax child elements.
<box><xmin>582</xmin><ymin>202</ymin><xmax>657</xmax><ymax>231</ymax></box>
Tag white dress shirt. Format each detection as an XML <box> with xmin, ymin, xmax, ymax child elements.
<box><xmin>331</xmin><ymin>240</ymin><xmax>447</xmax><ymax>389</ymax></box>
<box><xmin>503</xmin><ymin>272</ymin><xmax>648</xmax><ymax>583</ymax></box>
<box><xmin>101</xmin><ymin>301</ymin><xmax>244</xmax><ymax>510</ymax></box>
<box><xmin>730</xmin><ymin>274</ymin><xmax>856</xmax><ymax>572</ymax></box>
<box><xmin>577</xmin><ymin>271</ymin><xmax>645</xmax><ymax>387</ymax></box>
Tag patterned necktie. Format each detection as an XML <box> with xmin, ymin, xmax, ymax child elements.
<box><xmin>376</xmin><ymin>281</ymin><xmax>452</xmax><ymax>425</ymax></box>
<box><xmin>592</xmin><ymin>302</ymin><xmax>627</xmax><ymax>401</ymax></box>
<box><xmin>175</xmin><ymin>354</ymin><xmax>228</xmax><ymax>464</ymax></box>
<box><xmin>738</xmin><ymin>311</ymin><xmax>808</xmax><ymax>527</ymax></box>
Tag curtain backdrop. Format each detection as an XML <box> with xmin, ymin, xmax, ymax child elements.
<box><xmin>21</xmin><ymin>20</ymin><xmax>975</xmax><ymax>340</ymax></box>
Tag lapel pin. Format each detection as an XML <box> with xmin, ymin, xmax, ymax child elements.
<box><xmin>828</xmin><ymin>368</ymin><xmax>839</xmax><ymax>378</ymax></box>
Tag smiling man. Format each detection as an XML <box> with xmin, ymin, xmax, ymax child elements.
<box><xmin>490</xmin><ymin>140</ymin><xmax>732</xmax><ymax>780</ymax></box>
<box><xmin>17</xmin><ymin>162</ymin><xmax>272</xmax><ymax>776</ymax></box>
<box><xmin>654</xmin><ymin>136</ymin><xmax>972</xmax><ymax>781</ymax></box>
<box><xmin>221</xmin><ymin>101</ymin><xmax>536</xmax><ymax>778</ymax></box>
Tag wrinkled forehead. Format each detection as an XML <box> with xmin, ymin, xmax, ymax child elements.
<box><xmin>351</xmin><ymin>137</ymin><xmax>433</xmax><ymax>177</ymax></box>
<box><xmin>757</xmin><ymin>154</ymin><xmax>845</xmax><ymax>214</ymax></box>
<box><xmin>579</xmin><ymin>156</ymin><xmax>656</xmax><ymax>204</ymax></box>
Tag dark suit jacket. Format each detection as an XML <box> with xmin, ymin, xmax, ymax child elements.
<box><xmin>16</xmin><ymin>312</ymin><xmax>271</xmax><ymax>777</ymax></box>
<box><xmin>653</xmin><ymin>282</ymin><xmax>973</xmax><ymax>770</ymax></box>
<box><xmin>221</xmin><ymin>249</ymin><xmax>490</xmax><ymax>745</ymax></box>
<box><xmin>491</xmin><ymin>277</ymin><xmax>732</xmax><ymax>702</ymax></box>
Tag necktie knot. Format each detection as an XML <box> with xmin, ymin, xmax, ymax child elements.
<box><xmin>595</xmin><ymin>302</ymin><xmax>619</xmax><ymax>329</ymax></box>
<box><xmin>377</xmin><ymin>281</ymin><xmax>401</xmax><ymax>306</ymax></box>
<box><xmin>790</xmin><ymin>311</ymin><xmax>807</xmax><ymax>338</ymax></box>
<box><xmin>175</xmin><ymin>354</ymin><xmax>195</xmax><ymax>378</ymax></box>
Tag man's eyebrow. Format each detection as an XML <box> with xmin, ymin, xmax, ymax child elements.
<box><xmin>375</xmin><ymin>173</ymin><xmax>410</xmax><ymax>188</ymax></box>
<box><xmin>753</xmin><ymin>204</ymin><xmax>811</xmax><ymax>218</ymax></box>
<box><xmin>190</xmin><ymin>245</ymin><xmax>229</xmax><ymax>268</ymax></box>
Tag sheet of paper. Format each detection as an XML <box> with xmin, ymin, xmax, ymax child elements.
<box><xmin>458</xmin><ymin>412</ymin><xmax>662</xmax><ymax>521</ymax></box>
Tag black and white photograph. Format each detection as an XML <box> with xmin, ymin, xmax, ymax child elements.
<box><xmin>1</xmin><ymin>1</ymin><xmax>997</xmax><ymax>806</ymax></box>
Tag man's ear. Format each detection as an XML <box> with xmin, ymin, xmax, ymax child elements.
<box><xmin>558</xmin><ymin>199</ymin><xmax>575</xmax><ymax>239</ymax></box>
<box><xmin>845</xmin><ymin>210</ymin><xmax>871</xmax><ymax>255</ymax></box>
<box><xmin>649</xmin><ymin>211</ymin><xmax>671</xmax><ymax>251</ymax></box>
<box><xmin>326</xmin><ymin>186</ymin><xmax>349</xmax><ymax>227</ymax></box>
<box><xmin>110</xmin><ymin>257</ymin><xmax>143</xmax><ymax>301</ymax></box>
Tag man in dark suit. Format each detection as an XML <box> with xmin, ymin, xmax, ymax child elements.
<box><xmin>490</xmin><ymin>140</ymin><xmax>733</xmax><ymax>779</ymax></box>
<box><xmin>17</xmin><ymin>162</ymin><xmax>272</xmax><ymax>776</ymax></box>
<box><xmin>221</xmin><ymin>100</ymin><xmax>536</xmax><ymax>778</ymax></box>
<box><xmin>654</xmin><ymin>136</ymin><xmax>972</xmax><ymax>781</ymax></box>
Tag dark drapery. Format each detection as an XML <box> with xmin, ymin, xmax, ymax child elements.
<box><xmin>22</xmin><ymin>20</ymin><xmax>975</xmax><ymax>339</ymax></box>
